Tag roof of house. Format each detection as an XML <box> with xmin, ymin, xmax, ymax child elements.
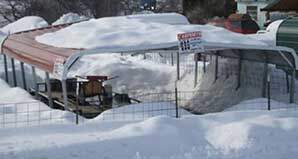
<box><xmin>261</xmin><ymin>0</ymin><xmax>298</xmax><ymax>12</ymax></box>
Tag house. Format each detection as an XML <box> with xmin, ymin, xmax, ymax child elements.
<box><xmin>237</xmin><ymin>0</ymin><xmax>274</xmax><ymax>27</ymax></box>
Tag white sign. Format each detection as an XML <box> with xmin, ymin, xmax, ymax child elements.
<box><xmin>177</xmin><ymin>31</ymin><xmax>205</xmax><ymax>54</ymax></box>
<box><xmin>53</xmin><ymin>57</ymin><xmax>65</xmax><ymax>78</ymax></box>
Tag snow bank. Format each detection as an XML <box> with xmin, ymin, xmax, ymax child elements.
<box><xmin>126</xmin><ymin>13</ymin><xmax>190</xmax><ymax>25</ymax></box>
<box><xmin>52</xmin><ymin>13</ymin><xmax>88</xmax><ymax>26</ymax></box>
<box><xmin>1</xmin><ymin>16</ymin><xmax>48</xmax><ymax>34</ymax></box>
<box><xmin>36</xmin><ymin>13</ymin><xmax>267</xmax><ymax>49</ymax></box>
<box><xmin>225</xmin><ymin>98</ymin><xmax>297</xmax><ymax>111</ymax></box>
<box><xmin>0</xmin><ymin>79</ymin><xmax>76</xmax><ymax>127</ymax></box>
<box><xmin>93</xmin><ymin>102</ymin><xmax>191</xmax><ymax>121</ymax></box>
<box><xmin>2</xmin><ymin>109</ymin><xmax>298</xmax><ymax>159</ymax></box>
<box><xmin>68</xmin><ymin>54</ymin><xmax>177</xmax><ymax>94</ymax></box>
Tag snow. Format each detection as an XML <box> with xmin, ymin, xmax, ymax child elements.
<box><xmin>0</xmin><ymin>79</ymin><xmax>76</xmax><ymax>127</ymax></box>
<box><xmin>1</xmin><ymin>109</ymin><xmax>298</xmax><ymax>159</ymax></box>
<box><xmin>36</xmin><ymin>13</ymin><xmax>268</xmax><ymax>49</ymax></box>
<box><xmin>68</xmin><ymin>53</ymin><xmax>177</xmax><ymax>94</ymax></box>
<box><xmin>0</xmin><ymin>16</ymin><xmax>48</xmax><ymax>34</ymax></box>
<box><xmin>52</xmin><ymin>13</ymin><xmax>89</xmax><ymax>26</ymax></box>
<box><xmin>93</xmin><ymin>102</ymin><xmax>191</xmax><ymax>121</ymax></box>
<box><xmin>225</xmin><ymin>98</ymin><xmax>297</xmax><ymax>111</ymax></box>
<box><xmin>0</xmin><ymin>16</ymin><xmax>49</xmax><ymax>48</ymax></box>
<box><xmin>248</xmin><ymin>20</ymin><xmax>284</xmax><ymax>46</ymax></box>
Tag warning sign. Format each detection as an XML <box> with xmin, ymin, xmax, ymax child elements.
<box><xmin>53</xmin><ymin>57</ymin><xmax>65</xmax><ymax>78</ymax></box>
<box><xmin>177</xmin><ymin>31</ymin><xmax>205</xmax><ymax>54</ymax></box>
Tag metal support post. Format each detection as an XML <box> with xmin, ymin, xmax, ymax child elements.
<box><xmin>290</xmin><ymin>69</ymin><xmax>295</xmax><ymax>103</ymax></box>
<box><xmin>203</xmin><ymin>55</ymin><xmax>206</xmax><ymax>73</ymax></box>
<box><xmin>214</xmin><ymin>53</ymin><xmax>219</xmax><ymax>82</ymax></box>
<box><xmin>267</xmin><ymin>73</ymin><xmax>271</xmax><ymax>111</ymax></box>
<box><xmin>3</xmin><ymin>55</ymin><xmax>8</xmax><ymax>82</ymax></box>
<box><xmin>20</xmin><ymin>62</ymin><xmax>27</xmax><ymax>90</ymax></box>
<box><xmin>62</xmin><ymin>79</ymin><xmax>68</xmax><ymax>110</ymax></box>
<box><xmin>236</xmin><ymin>54</ymin><xmax>242</xmax><ymax>90</ymax></box>
<box><xmin>11</xmin><ymin>58</ymin><xmax>17</xmax><ymax>87</ymax></box>
<box><xmin>262</xmin><ymin>59</ymin><xmax>268</xmax><ymax>98</ymax></box>
<box><xmin>194</xmin><ymin>54</ymin><xmax>198</xmax><ymax>88</ymax></box>
<box><xmin>32</xmin><ymin>66</ymin><xmax>38</xmax><ymax>99</ymax></box>
<box><xmin>45</xmin><ymin>72</ymin><xmax>53</xmax><ymax>108</ymax></box>
<box><xmin>175</xmin><ymin>86</ymin><xmax>179</xmax><ymax>118</ymax></box>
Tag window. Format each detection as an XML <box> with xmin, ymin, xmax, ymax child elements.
<box><xmin>247</xmin><ymin>6</ymin><xmax>258</xmax><ymax>21</ymax></box>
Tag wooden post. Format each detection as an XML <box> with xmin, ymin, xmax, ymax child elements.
<box><xmin>45</xmin><ymin>72</ymin><xmax>53</xmax><ymax>108</ymax></box>
<box><xmin>3</xmin><ymin>55</ymin><xmax>8</xmax><ymax>83</ymax></box>
<box><xmin>11</xmin><ymin>58</ymin><xmax>17</xmax><ymax>87</ymax></box>
<box><xmin>290</xmin><ymin>69</ymin><xmax>295</xmax><ymax>103</ymax></box>
<box><xmin>214</xmin><ymin>53</ymin><xmax>219</xmax><ymax>82</ymax></box>
<box><xmin>176</xmin><ymin>52</ymin><xmax>180</xmax><ymax>80</ymax></box>
<box><xmin>31</xmin><ymin>66</ymin><xmax>38</xmax><ymax>99</ymax></box>
<box><xmin>20</xmin><ymin>62</ymin><xmax>27</xmax><ymax>90</ymax></box>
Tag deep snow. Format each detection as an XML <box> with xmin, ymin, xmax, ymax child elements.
<box><xmin>36</xmin><ymin>13</ymin><xmax>268</xmax><ymax>49</ymax></box>
<box><xmin>1</xmin><ymin>109</ymin><xmax>298</xmax><ymax>159</ymax></box>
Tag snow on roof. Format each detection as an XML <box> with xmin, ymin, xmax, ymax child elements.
<box><xmin>36</xmin><ymin>13</ymin><xmax>268</xmax><ymax>50</ymax></box>
<box><xmin>52</xmin><ymin>13</ymin><xmax>89</xmax><ymax>26</ymax></box>
<box><xmin>1</xmin><ymin>16</ymin><xmax>48</xmax><ymax>34</ymax></box>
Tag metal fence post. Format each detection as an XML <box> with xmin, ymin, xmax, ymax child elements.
<box><xmin>175</xmin><ymin>87</ymin><xmax>179</xmax><ymax>118</ymax></box>
<box><xmin>176</xmin><ymin>52</ymin><xmax>180</xmax><ymax>80</ymax></box>
<box><xmin>267</xmin><ymin>73</ymin><xmax>271</xmax><ymax>111</ymax></box>
<box><xmin>32</xmin><ymin>66</ymin><xmax>38</xmax><ymax>99</ymax></box>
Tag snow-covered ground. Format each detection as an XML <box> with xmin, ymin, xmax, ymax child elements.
<box><xmin>0</xmin><ymin>79</ymin><xmax>78</xmax><ymax>128</ymax></box>
<box><xmin>1</xmin><ymin>108</ymin><xmax>298</xmax><ymax>159</ymax></box>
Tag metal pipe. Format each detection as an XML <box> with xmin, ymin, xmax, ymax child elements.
<box><xmin>11</xmin><ymin>58</ymin><xmax>17</xmax><ymax>87</ymax></box>
<box><xmin>214</xmin><ymin>53</ymin><xmax>219</xmax><ymax>82</ymax></box>
<box><xmin>236</xmin><ymin>54</ymin><xmax>242</xmax><ymax>90</ymax></box>
<box><xmin>31</xmin><ymin>66</ymin><xmax>38</xmax><ymax>99</ymax></box>
<box><xmin>20</xmin><ymin>62</ymin><xmax>27</xmax><ymax>90</ymax></box>
<box><xmin>176</xmin><ymin>52</ymin><xmax>180</xmax><ymax>80</ymax></box>
<box><xmin>262</xmin><ymin>56</ymin><xmax>268</xmax><ymax>98</ymax></box>
<box><xmin>290</xmin><ymin>70</ymin><xmax>295</xmax><ymax>103</ymax></box>
<box><xmin>62</xmin><ymin>79</ymin><xmax>68</xmax><ymax>110</ymax></box>
<box><xmin>45</xmin><ymin>72</ymin><xmax>53</xmax><ymax>108</ymax></box>
<box><xmin>194</xmin><ymin>54</ymin><xmax>198</xmax><ymax>88</ymax></box>
<box><xmin>3</xmin><ymin>55</ymin><xmax>8</xmax><ymax>83</ymax></box>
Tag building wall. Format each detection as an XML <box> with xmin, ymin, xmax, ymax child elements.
<box><xmin>237</xmin><ymin>0</ymin><xmax>273</xmax><ymax>28</ymax></box>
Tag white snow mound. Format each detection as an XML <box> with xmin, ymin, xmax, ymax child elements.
<box><xmin>1</xmin><ymin>16</ymin><xmax>48</xmax><ymax>34</ymax></box>
<box><xmin>52</xmin><ymin>13</ymin><xmax>89</xmax><ymax>25</ymax></box>
<box><xmin>36</xmin><ymin>13</ymin><xmax>267</xmax><ymax>49</ymax></box>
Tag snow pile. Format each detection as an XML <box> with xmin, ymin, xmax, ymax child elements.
<box><xmin>126</xmin><ymin>13</ymin><xmax>189</xmax><ymax>25</ymax></box>
<box><xmin>0</xmin><ymin>16</ymin><xmax>48</xmax><ymax>34</ymax></box>
<box><xmin>249</xmin><ymin>20</ymin><xmax>283</xmax><ymax>46</ymax></box>
<box><xmin>0</xmin><ymin>79</ymin><xmax>76</xmax><ymax>127</ymax></box>
<box><xmin>226</xmin><ymin>98</ymin><xmax>297</xmax><ymax>111</ymax></box>
<box><xmin>36</xmin><ymin>13</ymin><xmax>268</xmax><ymax>49</ymax></box>
<box><xmin>52</xmin><ymin>13</ymin><xmax>89</xmax><ymax>26</ymax></box>
<box><xmin>2</xmin><ymin>109</ymin><xmax>298</xmax><ymax>159</ymax></box>
<box><xmin>93</xmin><ymin>102</ymin><xmax>191</xmax><ymax>121</ymax></box>
<box><xmin>68</xmin><ymin>54</ymin><xmax>177</xmax><ymax>94</ymax></box>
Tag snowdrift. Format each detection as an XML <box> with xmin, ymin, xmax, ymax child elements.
<box><xmin>36</xmin><ymin>13</ymin><xmax>267</xmax><ymax>49</ymax></box>
<box><xmin>1</xmin><ymin>109</ymin><xmax>298</xmax><ymax>159</ymax></box>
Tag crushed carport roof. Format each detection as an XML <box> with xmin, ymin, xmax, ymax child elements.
<box><xmin>0</xmin><ymin>24</ymin><xmax>82</xmax><ymax>73</ymax></box>
<box><xmin>0</xmin><ymin>20</ymin><xmax>297</xmax><ymax>80</ymax></box>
